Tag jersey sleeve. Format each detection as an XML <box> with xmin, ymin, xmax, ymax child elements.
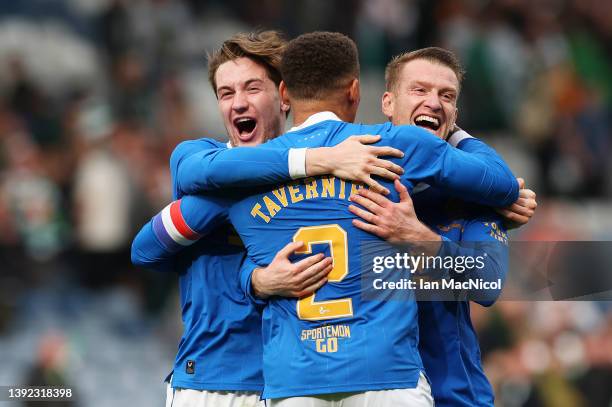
<box><xmin>395</xmin><ymin>126</ymin><xmax>519</xmax><ymax>206</ymax></box>
<box><xmin>130</xmin><ymin>195</ymin><xmax>229</xmax><ymax>271</ymax></box>
<box><xmin>239</xmin><ymin>256</ymin><xmax>268</xmax><ymax>306</ymax></box>
<box><xmin>170</xmin><ymin>139</ymin><xmax>305</xmax><ymax>198</ymax></box>
<box><xmin>436</xmin><ymin>214</ymin><xmax>509</xmax><ymax>306</ymax></box>
<box><xmin>451</xmin><ymin>131</ymin><xmax>516</xmax><ymax>198</ymax></box>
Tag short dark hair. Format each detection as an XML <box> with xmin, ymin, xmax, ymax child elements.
<box><xmin>280</xmin><ymin>31</ymin><xmax>360</xmax><ymax>100</ymax></box>
<box><xmin>207</xmin><ymin>30</ymin><xmax>286</xmax><ymax>96</ymax></box>
<box><xmin>385</xmin><ymin>47</ymin><xmax>465</xmax><ymax>91</ymax></box>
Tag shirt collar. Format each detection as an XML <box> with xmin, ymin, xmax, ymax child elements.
<box><xmin>289</xmin><ymin>111</ymin><xmax>342</xmax><ymax>132</ymax></box>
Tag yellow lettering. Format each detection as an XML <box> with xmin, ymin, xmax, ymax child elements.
<box><xmin>339</xmin><ymin>179</ymin><xmax>346</xmax><ymax>199</ymax></box>
<box><xmin>250</xmin><ymin>203</ymin><xmax>270</xmax><ymax>223</ymax></box>
<box><xmin>272</xmin><ymin>187</ymin><xmax>289</xmax><ymax>207</ymax></box>
<box><xmin>288</xmin><ymin>182</ymin><xmax>304</xmax><ymax>204</ymax></box>
<box><xmin>327</xmin><ymin>337</ymin><xmax>338</xmax><ymax>353</ymax></box>
<box><xmin>304</xmin><ymin>178</ymin><xmax>319</xmax><ymax>199</ymax></box>
<box><xmin>321</xmin><ymin>176</ymin><xmax>335</xmax><ymax>198</ymax></box>
<box><xmin>316</xmin><ymin>338</ymin><xmax>326</xmax><ymax>353</ymax></box>
<box><xmin>263</xmin><ymin>195</ymin><xmax>281</xmax><ymax>218</ymax></box>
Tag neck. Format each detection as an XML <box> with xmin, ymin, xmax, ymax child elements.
<box><xmin>291</xmin><ymin>100</ymin><xmax>353</xmax><ymax>127</ymax></box>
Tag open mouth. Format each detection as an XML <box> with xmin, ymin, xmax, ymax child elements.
<box><xmin>414</xmin><ymin>115</ymin><xmax>441</xmax><ymax>132</ymax></box>
<box><xmin>233</xmin><ymin>117</ymin><xmax>257</xmax><ymax>140</ymax></box>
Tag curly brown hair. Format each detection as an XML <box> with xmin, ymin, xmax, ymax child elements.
<box><xmin>280</xmin><ymin>31</ymin><xmax>360</xmax><ymax>100</ymax></box>
<box><xmin>207</xmin><ymin>30</ymin><xmax>287</xmax><ymax>96</ymax></box>
<box><xmin>385</xmin><ymin>47</ymin><xmax>465</xmax><ymax>92</ymax></box>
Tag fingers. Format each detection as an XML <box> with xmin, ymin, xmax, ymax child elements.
<box><xmin>350</xmin><ymin>134</ymin><xmax>381</xmax><ymax>145</ymax></box>
<box><xmin>370</xmin><ymin>146</ymin><xmax>404</xmax><ymax>158</ymax></box>
<box><xmin>299</xmin><ymin>262</ymin><xmax>333</xmax><ymax>291</ymax></box>
<box><xmin>495</xmin><ymin>208</ymin><xmax>529</xmax><ymax>226</ymax></box>
<box><xmin>507</xmin><ymin>203</ymin><xmax>535</xmax><ymax>218</ymax></box>
<box><xmin>362</xmin><ymin>177</ymin><xmax>390</xmax><ymax>195</ymax></box>
<box><xmin>354</xmin><ymin>187</ymin><xmax>390</xmax><ymax>208</ymax></box>
<box><xmin>352</xmin><ymin>219</ymin><xmax>386</xmax><ymax>238</ymax></box>
<box><xmin>517</xmin><ymin>177</ymin><xmax>525</xmax><ymax>189</ymax></box>
<box><xmin>367</xmin><ymin>166</ymin><xmax>400</xmax><ymax>182</ymax></box>
<box><xmin>348</xmin><ymin>204</ymin><xmax>378</xmax><ymax>224</ymax></box>
<box><xmin>519</xmin><ymin>188</ymin><xmax>537</xmax><ymax>202</ymax></box>
<box><xmin>394</xmin><ymin>179</ymin><xmax>410</xmax><ymax>202</ymax></box>
<box><xmin>372</xmin><ymin>158</ymin><xmax>404</xmax><ymax>176</ymax></box>
<box><xmin>294</xmin><ymin>252</ymin><xmax>327</xmax><ymax>271</ymax></box>
<box><xmin>349</xmin><ymin>193</ymin><xmax>385</xmax><ymax>215</ymax></box>
<box><xmin>277</xmin><ymin>240</ymin><xmax>305</xmax><ymax>259</ymax></box>
<box><xmin>296</xmin><ymin>272</ymin><xmax>330</xmax><ymax>297</ymax></box>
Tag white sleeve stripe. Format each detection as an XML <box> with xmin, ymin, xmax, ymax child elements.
<box><xmin>288</xmin><ymin>148</ymin><xmax>308</xmax><ymax>179</ymax></box>
<box><xmin>160</xmin><ymin>204</ymin><xmax>194</xmax><ymax>246</ymax></box>
<box><xmin>448</xmin><ymin>130</ymin><xmax>474</xmax><ymax>147</ymax></box>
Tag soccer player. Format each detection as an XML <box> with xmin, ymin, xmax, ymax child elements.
<box><xmin>223</xmin><ymin>32</ymin><xmax>521</xmax><ymax>406</ymax></box>
<box><xmin>131</xmin><ymin>31</ymin><xmax>406</xmax><ymax>407</ymax></box>
<box><xmin>135</xmin><ymin>32</ymin><xmax>532</xmax><ymax>406</ymax></box>
<box><xmin>348</xmin><ymin>47</ymin><xmax>537</xmax><ymax>406</ymax></box>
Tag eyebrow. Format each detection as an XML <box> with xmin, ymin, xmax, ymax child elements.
<box><xmin>217</xmin><ymin>78</ymin><xmax>265</xmax><ymax>94</ymax></box>
<box><xmin>410</xmin><ymin>79</ymin><xmax>457</xmax><ymax>94</ymax></box>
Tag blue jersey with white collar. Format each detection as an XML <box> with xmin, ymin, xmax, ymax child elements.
<box><xmin>226</xmin><ymin>119</ymin><xmax>517</xmax><ymax>398</ymax></box>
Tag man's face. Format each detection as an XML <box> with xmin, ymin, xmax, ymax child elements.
<box><xmin>382</xmin><ymin>59</ymin><xmax>459</xmax><ymax>139</ymax></box>
<box><xmin>215</xmin><ymin>57</ymin><xmax>287</xmax><ymax>146</ymax></box>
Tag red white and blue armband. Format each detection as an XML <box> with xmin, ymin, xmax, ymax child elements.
<box><xmin>152</xmin><ymin>200</ymin><xmax>203</xmax><ymax>252</ymax></box>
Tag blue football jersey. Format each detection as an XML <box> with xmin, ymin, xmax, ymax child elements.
<box><xmin>133</xmin><ymin>136</ymin><xmax>288</xmax><ymax>392</ymax></box>
<box><xmin>227</xmin><ymin>118</ymin><xmax>518</xmax><ymax>398</ymax></box>
<box><xmin>414</xmin><ymin>186</ymin><xmax>508</xmax><ymax>407</ymax></box>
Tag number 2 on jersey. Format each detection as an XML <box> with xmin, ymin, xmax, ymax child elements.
<box><xmin>293</xmin><ymin>224</ymin><xmax>353</xmax><ymax>321</ymax></box>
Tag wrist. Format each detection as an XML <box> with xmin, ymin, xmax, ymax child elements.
<box><xmin>305</xmin><ymin>147</ymin><xmax>332</xmax><ymax>177</ymax></box>
<box><xmin>409</xmin><ymin>226</ymin><xmax>442</xmax><ymax>257</ymax></box>
<box><xmin>251</xmin><ymin>267</ymin><xmax>271</xmax><ymax>299</ymax></box>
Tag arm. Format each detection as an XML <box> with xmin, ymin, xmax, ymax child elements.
<box><xmin>131</xmin><ymin>195</ymin><xmax>229</xmax><ymax>271</ymax></box>
<box><xmin>436</xmin><ymin>216</ymin><xmax>509</xmax><ymax>306</ymax></box>
<box><xmin>450</xmin><ymin>129</ymin><xmax>538</xmax><ymax>228</ymax></box>
<box><xmin>397</xmin><ymin>125</ymin><xmax>519</xmax><ymax>206</ymax></box>
<box><xmin>171</xmin><ymin>136</ymin><xmax>404</xmax><ymax>197</ymax></box>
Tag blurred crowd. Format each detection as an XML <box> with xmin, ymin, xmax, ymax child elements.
<box><xmin>0</xmin><ymin>0</ymin><xmax>610</xmax><ymax>405</ymax></box>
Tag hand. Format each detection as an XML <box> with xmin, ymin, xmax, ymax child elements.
<box><xmin>305</xmin><ymin>135</ymin><xmax>404</xmax><ymax>195</ymax></box>
<box><xmin>496</xmin><ymin>178</ymin><xmax>537</xmax><ymax>229</ymax></box>
<box><xmin>348</xmin><ymin>179</ymin><xmax>441</xmax><ymax>255</ymax></box>
<box><xmin>251</xmin><ymin>241</ymin><xmax>332</xmax><ymax>299</ymax></box>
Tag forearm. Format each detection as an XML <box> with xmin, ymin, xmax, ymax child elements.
<box><xmin>407</xmin><ymin>130</ymin><xmax>519</xmax><ymax>206</ymax></box>
<box><xmin>131</xmin><ymin>221</ymin><xmax>177</xmax><ymax>272</ymax></box>
<box><xmin>175</xmin><ymin>147</ymin><xmax>297</xmax><ymax>194</ymax></box>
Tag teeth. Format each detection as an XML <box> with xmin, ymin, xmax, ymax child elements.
<box><xmin>236</xmin><ymin>118</ymin><xmax>253</xmax><ymax>124</ymax></box>
<box><xmin>416</xmin><ymin>115</ymin><xmax>439</xmax><ymax>126</ymax></box>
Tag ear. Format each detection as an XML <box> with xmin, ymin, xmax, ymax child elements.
<box><xmin>279</xmin><ymin>81</ymin><xmax>290</xmax><ymax>108</ymax></box>
<box><xmin>381</xmin><ymin>91</ymin><xmax>394</xmax><ymax>119</ymax></box>
<box><xmin>348</xmin><ymin>78</ymin><xmax>360</xmax><ymax>105</ymax></box>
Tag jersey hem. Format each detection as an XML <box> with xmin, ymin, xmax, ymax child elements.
<box><xmin>262</xmin><ymin>378</ymin><xmax>420</xmax><ymax>399</ymax></box>
<box><xmin>171</xmin><ymin>379</ymin><xmax>263</xmax><ymax>392</ymax></box>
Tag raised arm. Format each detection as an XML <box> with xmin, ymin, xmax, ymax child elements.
<box><xmin>171</xmin><ymin>136</ymin><xmax>405</xmax><ymax>198</ymax></box>
<box><xmin>449</xmin><ymin>129</ymin><xmax>538</xmax><ymax>228</ymax></box>
<box><xmin>396</xmin><ymin>125</ymin><xmax>519</xmax><ymax>207</ymax></box>
<box><xmin>131</xmin><ymin>195</ymin><xmax>229</xmax><ymax>271</ymax></box>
